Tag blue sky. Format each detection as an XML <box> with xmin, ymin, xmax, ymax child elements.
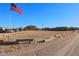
<box><xmin>0</xmin><ymin>3</ymin><xmax>79</xmax><ymax>28</ymax></box>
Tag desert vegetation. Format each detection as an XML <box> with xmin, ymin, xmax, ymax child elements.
<box><xmin>0</xmin><ymin>25</ymin><xmax>79</xmax><ymax>33</ymax></box>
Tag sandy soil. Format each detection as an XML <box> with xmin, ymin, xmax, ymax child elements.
<box><xmin>0</xmin><ymin>30</ymin><xmax>78</xmax><ymax>56</ymax></box>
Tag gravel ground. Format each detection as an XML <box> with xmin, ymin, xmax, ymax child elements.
<box><xmin>0</xmin><ymin>31</ymin><xmax>78</xmax><ymax>56</ymax></box>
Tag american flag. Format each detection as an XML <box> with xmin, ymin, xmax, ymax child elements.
<box><xmin>10</xmin><ymin>3</ymin><xmax>22</xmax><ymax>14</ymax></box>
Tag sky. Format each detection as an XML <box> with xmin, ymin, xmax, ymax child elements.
<box><xmin>0</xmin><ymin>3</ymin><xmax>79</xmax><ymax>28</ymax></box>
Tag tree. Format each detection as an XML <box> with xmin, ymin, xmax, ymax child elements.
<box><xmin>18</xmin><ymin>27</ymin><xmax>23</xmax><ymax>31</ymax></box>
<box><xmin>23</xmin><ymin>25</ymin><xmax>39</xmax><ymax>30</ymax></box>
<box><xmin>55</xmin><ymin>27</ymin><xmax>68</xmax><ymax>31</ymax></box>
<box><xmin>0</xmin><ymin>27</ymin><xmax>3</xmax><ymax>33</ymax></box>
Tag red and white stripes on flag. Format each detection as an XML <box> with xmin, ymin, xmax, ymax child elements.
<box><xmin>10</xmin><ymin>3</ymin><xmax>22</xmax><ymax>14</ymax></box>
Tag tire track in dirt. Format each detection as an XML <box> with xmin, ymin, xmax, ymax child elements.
<box><xmin>55</xmin><ymin>33</ymin><xmax>79</xmax><ymax>56</ymax></box>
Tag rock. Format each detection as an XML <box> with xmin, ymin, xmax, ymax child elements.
<box><xmin>54</xmin><ymin>35</ymin><xmax>62</xmax><ymax>38</ymax></box>
<box><xmin>61</xmin><ymin>33</ymin><xmax>67</xmax><ymax>36</ymax></box>
<box><xmin>38</xmin><ymin>40</ymin><xmax>45</xmax><ymax>43</ymax></box>
<box><xmin>45</xmin><ymin>38</ymin><xmax>53</xmax><ymax>42</ymax></box>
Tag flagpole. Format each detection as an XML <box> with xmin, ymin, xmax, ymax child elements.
<box><xmin>9</xmin><ymin>4</ymin><xmax>11</xmax><ymax>33</ymax></box>
<box><xmin>8</xmin><ymin>3</ymin><xmax>13</xmax><ymax>40</ymax></box>
<box><xmin>9</xmin><ymin>3</ymin><xmax>13</xmax><ymax>33</ymax></box>
<box><xmin>9</xmin><ymin>3</ymin><xmax>13</xmax><ymax>38</ymax></box>
<box><xmin>9</xmin><ymin>3</ymin><xmax>16</xmax><ymax>39</ymax></box>
<box><xmin>7</xmin><ymin>3</ymin><xmax>11</xmax><ymax>40</ymax></box>
<box><xmin>9</xmin><ymin>10</ymin><xmax>10</xmax><ymax>32</ymax></box>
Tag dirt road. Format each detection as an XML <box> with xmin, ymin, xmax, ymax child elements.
<box><xmin>21</xmin><ymin>31</ymin><xmax>79</xmax><ymax>56</ymax></box>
